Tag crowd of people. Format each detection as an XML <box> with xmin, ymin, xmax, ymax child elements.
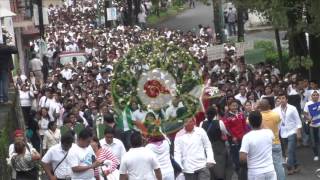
<box><xmin>6</xmin><ymin>0</ymin><xmax>320</xmax><ymax>180</ymax></box>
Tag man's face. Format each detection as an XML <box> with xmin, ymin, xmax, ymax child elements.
<box><xmin>62</xmin><ymin>142</ymin><xmax>72</xmax><ymax>151</ymax></box>
<box><xmin>279</xmin><ymin>96</ymin><xmax>287</xmax><ymax>106</ymax></box>
<box><xmin>105</xmin><ymin>133</ymin><xmax>114</xmax><ymax>144</ymax></box>
<box><xmin>239</xmin><ymin>86</ymin><xmax>246</xmax><ymax>95</ymax></box>
<box><xmin>79</xmin><ymin>137</ymin><xmax>92</xmax><ymax>148</ymax></box>
<box><xmin>184</xmin><ymin>118</ymin><xmax>195</xmax><ymax>132</ymax></box>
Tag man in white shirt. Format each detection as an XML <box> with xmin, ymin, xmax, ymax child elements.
<box><xmin>274</xmin><ymin>93</ymin><xmax>302</xmax><ymax>175</ymax></box>
<box><xmin>165</xmin><ymin>97</ymin><xmax>184</xmax><ymax>121</ymax></box>
<box><xmin>240</xmin><ymin>111</ymin><xmax>276</xmax><ymax>180</ymax></box>
<box><xmin>69</xmin><ymin>128</ymin><xmax>103</xmax><ymax>180</ymax></box>
<box><xmin>132</xmin><ymin>104</ymin><xmax>148</xmax><ymax>132</ymax></box>
<box><xmin>42</xmin><ymin>131</ymin><xmax>74</xmax><ymax>180</ymax></box>
<box><xmin>119</xmin><ymin>131</ymin><xmax>162</xmax><ymax>180</ymax></box>
<box><xmin>99</xmin><ymin>126</ymin><xmax>126</xmax><ymax>163</ymax></box>
<box><xmin>28</xmin><ymin>53</ymin><xmax>43</xmax><ymax>83</ymax></box>
<box><xmin>60</xmin><ymin>64</ymin><xmax>74</xmax><ymax>81</ymax></box>
<box><xmin>234</xmin><ymin>84</ymin><xmax>247</xmax><ymax>106</ymax></box>
<box><xmin>175</xmin><ymin>117</ymin><xmax>215</xmax><ymax>180</ymax></box>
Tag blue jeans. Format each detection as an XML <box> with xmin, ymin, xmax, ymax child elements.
<box><xmin>0</xmin><ymin>70</ymin><xmax>9</xmax><ymax>102</ymax></box>
<box><xmin>310</xmin><ymin>127</ymin><xmax>320</xmax><ymax>156</ymax></box>
<box><xmin>230</xmin><ymin>142</ymin><xmax>241</xmax><ymax>172</ymax></box>
<box><xmin>272</xmin><ymin>144</ymin><xmax>286</xmax><ymax>180</ymax></box>
<box><xmin>282</xmin><ymin>134</ymin><xmax>298</xmax><ymax>169</ymax></box>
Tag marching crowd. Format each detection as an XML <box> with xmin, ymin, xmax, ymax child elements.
<box><xmin>6</xmin><ymin>1</ymin><xmax>320</xmax><ymax>180</ymax></box>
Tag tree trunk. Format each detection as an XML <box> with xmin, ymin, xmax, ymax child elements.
<box><xmin>237</xmin><ymin>5</ymin><xmax>245</xmax><ymax>42</ymax></box>
<box><xmin>309</xmin><ymin>34</ymin><xmax>320</xmax><ymax>79</ymax></box>
<box><xmin>213</xmin><ymin>0</ymin><xmax>224</xmax><ymax>43</ymax></box>
<box><xmin>275</xmin><ymin>28</ymin><xmax>283</xmax><ymax>71</ymax></box>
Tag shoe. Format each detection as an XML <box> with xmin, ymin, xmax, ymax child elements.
<box><xmin>287</xmin><ymin>169</ymin><xmax>295</xmax><ymax>175</ymax></box>
<box><xmin>294</xmin><ymin>165</ymin><xmax>301</xmax><ymax>173</ymax></box>
<box><xmin>314</xmin><ymin>156</ymin><xmax>319</xmax><ymax>161</ymax></box>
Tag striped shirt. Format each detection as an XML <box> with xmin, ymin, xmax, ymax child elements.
<box><xmin>11</xmin><ymin>153</ymin><xmax>36</xmax><ymax>172</ymax></box>
<box><xmin>94</xmin><ymin>147</ymin><xmax>119</xmax><ymax>179</ymax></box>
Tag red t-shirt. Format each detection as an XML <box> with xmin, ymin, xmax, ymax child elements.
<box><xmin>223</xmin><ymin>112</ymin><xmax>247</xmax><ymax>142</ymax></box>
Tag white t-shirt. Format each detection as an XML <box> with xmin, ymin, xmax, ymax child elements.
<box><xmin>119</xmin><ymin>147</ymin><xmax>160</xmax><ymax>180</ymax></box>
<box><xmin>240</xmin><ymin>129</ymin><xmax>275</xmax><ymax>175</ymax></box>
<box><xmin>69</xmin><ymin>144</ymin><xmax>96</xmax><ymax>180</ymax></box>
<box><xmin>42</xmin><ymin>143</ymin><xmax>74</xmax><ymax>179</ymax></box>
<box><xmin>146</xmin><ymin>141</ymin><xmax>174</xmax><ymax>176</ymax></box>
<box><xmin>132</xmin><ymin>109</ymin><xmax>147</xmax><ymax>131</ymax></box>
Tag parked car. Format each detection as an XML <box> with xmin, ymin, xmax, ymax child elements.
<box><xmin>58</xmin><ymin>51</ymin><xmax>87</xmax><ymax>66</ymax></box>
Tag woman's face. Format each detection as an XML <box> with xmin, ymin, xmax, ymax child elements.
<box><xmin>265</xmin><ymin>87</ymin><xmax>272</xmax><ymax>95</ymax></box>
<box><xmin>244</xmin><ymin>102</ymin><xmax>252</xmax><ymax>112</ymax></box>
<box><xmin>248</xmin><ymin>94</ymin><xmax>255</xmax><ymax>100</ymax></box>
<box><xmin>90</xmin><ymin>140</ymin><xmax>99</xmax><ymax>152</ymax></box>
<box><xmin>311</xmin><ymin>92</ymin><xmax>320</xmax><ymax>102</ymax></box>
<box><xmin>29</xmin><ymin>71</ymin><xmax>35</xmax><ymax>77</ymax></box>
<box><xmin>229</xmin><ymin>102</ymin><xmax>238</xmax><ymax>112</ymax></box>
<box><xmin>146</xmin><ymin>114</ymin><xmax>155</xmax><ymax>121</ymax></box>
<box><xmin>41</xmin><ymin>108</ymin><xmax>48</xmax><ymax>116</ymax></box>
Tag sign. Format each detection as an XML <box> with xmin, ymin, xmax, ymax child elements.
<box><xmin>0</xmin><ymin>19</ymin><xmax>3</xmax><ymax>44</ymax></box>
<box><xmin>236</xmin><ymin>41</ymin><xmax>254</xmax><ymax>57</ymax></box>
<box><xmin>107</xmin><ymin>7</ymin><xmax>117</xmax><ymax>21</ymax></box>
<box><xmin>33</xmin><ymin>5</ymin><xmax>49</xmax><ymax>26</ymax></box>
<box><xmin>207</xmin><ymin>45</ymin><xmax>225</xmax><ymax>61</ymax></box>
<box><xmin>307</xmin><ymin>102</ymin><xmax>320</xmax><ymax>126</ymax></box>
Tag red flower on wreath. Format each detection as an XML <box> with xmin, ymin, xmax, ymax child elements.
<box><xmin>144</xmin><ymin>80</ymin><xmax>170</xmax><ymax>98</ymax></box>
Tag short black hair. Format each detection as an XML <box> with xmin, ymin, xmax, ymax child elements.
<box><xmin>130</xmin><ymin>131</ymin><xmax>143</xmax><ymax>148</ymax></box>
<box><xmin>277</xmin><ymin>91</ymin><xmax>288</xmax><ymax>99</ymax></box>
<box><xmin>104</xmin><ymin>125</ymin><xmax>115</xmax><ymax>135</ymax></box>
<box><xmin>78</xmin><ymin>128</ymin><xmax>93</xmax><ymax>140</ymax></box>
<box><xmin>248</xmin><ymin>111</ymin><xmax>262</xmax><ymax>128</ymax></box>
<box><xmin>206</xmin><ymin>107</ymin><xmax>217</xmax><ymax>120</ymax></box>
<box><xmin>61</xmin><ymin>131</ymin><xmax>74</xmax><ymax>145</ymax></box>
<box><xmin>48</xmin><ymin>121</ymin><xmax>56</xmax><ymax>130</ymax></box>
<box><xmin>103</xmin><ymin>114</ymin><xmax>114</xmax><ymax>123</ymax></box>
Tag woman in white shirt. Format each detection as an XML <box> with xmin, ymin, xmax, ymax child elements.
<box><xmin>146</xmin><ymin>134</ymin><xmax>174</xmax><ymax>180</ymax></box>
<box><xmin>38</xmin><ymin>107</ymin><xmax>50</xmax><ymax>140</ymax></box>
<box><xmin>20</xmin><ymin>84</ymin><xmax>34</xmax><ymax>126</ymax></box>
<box><xmin>42</xmin><ymin>121</ymin><xmax>61</xmax><ymax>152</ymax></box>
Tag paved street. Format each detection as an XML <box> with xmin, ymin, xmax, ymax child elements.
<box><xmin>158</xmin><ymin>3</ymin><xmax>319</xmax><ymax>180</ymax></box>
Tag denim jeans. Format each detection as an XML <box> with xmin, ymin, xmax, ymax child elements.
<box><xmin>184</xmin><ymin>167</ymin><xmax>211</xmax><ymax>180</ymax></box>
<box><xmin>248</xmin><ymin>171</ymin><xmax>277</xmax><ymax>180</ymax></box>
<box><xmin>282</xmin><ymin>134</ymin><xmax>298</xmax><ymax>169</ymax></box>
<box><xmin>310</xmin><ymin>127</ymin><xmax>320</xmax><ymax>156</ymax></box>
<box><xmin>0</xmin><ymin>70</ymin><xmax>9</xmax><ymax>102</ymax></box>
<box><xmin>230</xmin><ymin>142</ymin><xmax>241</xmax><ymax>172</ymax></box>
<box><xmin>272</xmin><ymin>144</ymin><xmax>286</xmax><ymax>180</ymax></box>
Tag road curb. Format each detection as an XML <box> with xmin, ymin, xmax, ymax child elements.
<box><xmin>245</xmin><ymin>26</ymin><xmax>273</xmax><ymax>33</ymax></box>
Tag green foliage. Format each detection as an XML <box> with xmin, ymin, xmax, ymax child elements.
<box><xmin>288</xmin><ymin>56</ymin><xmax>314</xmax><ymax>70</ymax></box>
<box><xmin>0</xmin><ymin>113</ymin><xmax>14</xmax><ymax>179</ymax></box>
<box><xmin>254</xmin><ymin>40</ymin><xmax>275</xmax><ymax>53</ymax></box>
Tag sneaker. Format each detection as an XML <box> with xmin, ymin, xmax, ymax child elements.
<box><xmin>287</xmin><ymin>169</ymin><xmax>295</xmax><ymax>175</ymax></box>
<box><xmin>314</xmin><ymin>156</ymin><xmax>319</xmax><ymax>161</ymax></box>
<box><xmin>294</xmin><ymin>165</ymin><xmax>301</xmax><ymax>173</ymax></box>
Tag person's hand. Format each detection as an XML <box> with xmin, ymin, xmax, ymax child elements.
<box><xmin>91</xmin><ymin>160</ymin><xmax>103</xmax><ymax>168</ymax></box>
<box><xmin>296</xmin><ymin>130</ymin><xmax>302</xmax><ymax>141</ymax></box>
<box><xmin>206</xmin><ymin>163</ymin><xmax>215</xmax><ymax>168</ymax></box>
<box><xmin>232</xmin><ymin>137</ymin><xmax>238</xmax><ymax>144</ymax></box>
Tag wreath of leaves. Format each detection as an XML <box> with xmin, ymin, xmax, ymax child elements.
<box><xmin>112</xmin><ymin>40</ymin><xmax>202</xmax><ymax>134</ymax></box>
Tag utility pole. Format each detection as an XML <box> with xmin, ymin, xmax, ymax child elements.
<box><xmin>213</xmin><ymin>0</ymin><xmax>225</xmax><ymax>44</ymax></box>
<box><xmin>37</xmin><ymin>0</ymin><xmax>44</xmax><ymax>39</ymax></box>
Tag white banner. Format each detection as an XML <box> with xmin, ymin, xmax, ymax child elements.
<box><xmin>236</xmin><ymin>41</ymin><xmax>254</xmax><ymax>57</ymax></box>
<box><xmin>207</xmin><ymin>45</ymin><xmax>225</xmax><ymax>61</ymax></box>
<box><xmin>107</xmin><ymin>7</ymin><xmax>117</xmax><ymax>21</ymax></box>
